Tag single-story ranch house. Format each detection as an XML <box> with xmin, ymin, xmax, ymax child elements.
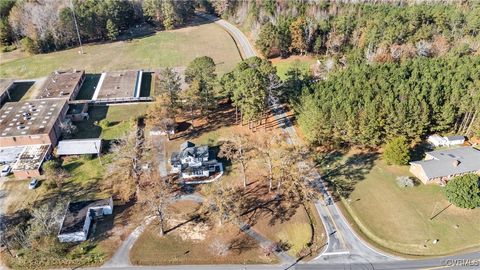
<box><xmin>410</xmin><ymin>147</ymin><xmax>480</xmax><ymax>184</ymax></box>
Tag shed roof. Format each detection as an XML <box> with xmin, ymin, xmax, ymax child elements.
<box><xmin>57</xmin><ymin>139</ymin><xmax>102</xmax><ymax>155</ymax></box>
<box><xmin>411</xmin><ymin>147</ymin><xmax>480</xmax><ymax>179</ymax></box>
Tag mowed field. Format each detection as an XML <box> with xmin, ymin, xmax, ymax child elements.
<box><xmin>0</xmin><ymin>22</ymin><xmax>242</xmax><ymax>79</ymax></box>
<box><xmin>341</xmin><ymin>155</ymin><xmax>480</xmax><ymax>256</ymax></box>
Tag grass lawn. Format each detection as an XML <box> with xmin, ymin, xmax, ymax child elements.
<box><xmin>73</xmin><ymin>103</ymin><xmax>148</xmax><ymax>139</ymax></box>
<box><xmin>253</xmin><ymin>202</ymin><xmax>325</xmax><ymax>258</ymax></box>
<box><xmin>337</xmin><ymin>151</ymin><xmax>480</xmax><ymax>256</ymax></box>
<box><xmin>271</xmin><ymin>56</ymin><xmax>316</xmax><ymax>80</ymax></box>
<box><xmin>130</xmin><ymin>199</ymin><xmax>277</xmax><ymax>266</ymax></box>
<box><xmin>0</xmin><ymin>22</ymin><xmax>241</xmax><ymax>79</ymax></box>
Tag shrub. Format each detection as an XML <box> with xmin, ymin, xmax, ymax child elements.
<box><xmin>383</xmin><ymin>136</ymin><xmax>410</xmax><ymax>165</ymax></box>
<box><xmin>396</xmin><ymin>176</ymin><xmax>414</xmax><ymax>188</ymax></box>
<box><xmin>82</xmin><ymin>154</ymin><xmax>94</xmax><ymax>161</ymax></box>
<box><xmin>445</xmin><ymin>174</ymin><xmax>480</xmax><ymax>209</ymax></box>
<box><xmin>98</xmin><ymin>119</ymin><xmax>110</xmax><ymax>129</ymax></box>
<box><xmin>19</xmin><ymin>37</ymin><xmax>38</xmax><ymax>54</ymax></box>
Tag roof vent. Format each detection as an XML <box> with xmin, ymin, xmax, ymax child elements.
<box><xmin>452</xmin><ymin>160</ymin><xmax>460</xmax><ymax>167</ymax></box>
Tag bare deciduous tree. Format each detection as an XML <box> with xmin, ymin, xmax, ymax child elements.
<box><xmin>28</xmin><ymin>199</ymin><xmax>67</xmax><ymax>240</ymax></box>
<box><xmin>254</xmin><ymin>132</ymin><xmax>285</xmax><ymax>193</ymax></box>
<box><xmin>59</xmin><ymin>120</ymin><xmax>77</xmax><ymax>139</ymax></box>
<box><xmin>202</xmin><ymin>182</ymin><xmax>243</xmax><ymax>226</ymax></box>
<box><xmin>106</xmin><ymin>128</ymin><xmax>145</xmax><ymax>202</ymax></box>
<box><xmin>139</xmin><ymin>172</ymin><xmax>175</xmax><ymax>236</ymax></box>
<box><xmin>218</xmin><ymin>133</ymin><xmax>253</xmax><ymax>188</ymax></box>
<box><xmin>209</xmin><ymin>239</ymin><xmax>230</xmax><ymax>256</ymax></box>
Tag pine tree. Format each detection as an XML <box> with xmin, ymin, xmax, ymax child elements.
<box><xmin>106</xmin><ymin>19</ymin><xmax>119</xmax><ymax>40</ymax></box>
<box><xmin>383</xmin><ymin>136</ymin><xmax>410</xmax><ymax>165</ymax></box>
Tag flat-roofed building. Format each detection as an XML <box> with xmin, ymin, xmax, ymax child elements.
<box><xmin>11</xmin><ymin>144</ymin><xmax>51</xmax><ymax>179</ymax></box>
<box><xmin>0</xmin><ymin>99</ymin><xmax>68</xmax><ymax>147</ymax></box>
<box><xmin>93</xmin><ymin>70</ymin><xmax>143</xmax><ymax>101</ymax></box>
<box><xmin>35</xmin><ymin>70</ymin><xmax>85</xmax><ymax>101</ymax></box>
<box><xmin>0</xmin><ymin>79</ymin><xmax>15</xmax><ymax>106</ymax></box>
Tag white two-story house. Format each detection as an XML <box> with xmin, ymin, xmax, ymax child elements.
<box><xmin>170</xmin><ymin>141</ymin><xmax>219</xmax><ymax>179</ymax></box>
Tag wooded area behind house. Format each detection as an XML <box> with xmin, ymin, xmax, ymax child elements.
<box><xmin>207</xmin><ymin>0</ymin><xmax>480</xmax><ymax>61</ymax></box>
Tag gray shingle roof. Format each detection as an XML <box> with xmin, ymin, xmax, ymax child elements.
<box><xmin>57</xmin><ymin>139</ymin><xmax>102</xmax><ymax>155</ymax></box>
<box><xmin>445</xmin><ymin>135</ymin><xmax>465</xmax><ymax>141</ymax></box>
<box><xmin>411</xmin><ymin>147</ymin><xmax>480</xmax><ymax>179</ymax></box>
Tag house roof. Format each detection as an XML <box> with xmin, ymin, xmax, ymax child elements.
<box><xmin>410</xmin><ymin>147</ymin><xmax>480</xmax><ymax>179</ymax></box>
<box><xmin>445</xmin><ymin>135</ymin><xmax>465</xmax><ymax>141</ymax></box>
<box><xmin>0</xmin><ymin>146</ymin><xmax>24</xmax><ymax>164</ymax></box>
<box><xmin>180</xmin><ymin>145</ymin><xmax>208</xmax><ymax>159</ymax></box>
<box><xmin>180</xmin><ymin>141</ymin><xmax>195</xmax><ymax>151</ymax></box>
<box><xmin>59</xmin><ymin>198</ymin><xmax>111</xmax><ymax>235</ymax></box>
<box><xmin>57</xmin><ymin>139</ymin><xmax>102</xmax><ymax>155</ymax></box>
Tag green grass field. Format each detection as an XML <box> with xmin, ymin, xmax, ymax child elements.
<box><xmin>272</xmin><ymin>57</ymin><xmax>316</xmax><ymax>80</ymax></box>
<box><xmin>340</xmin><ymin>155</ymin><xmax>480</xmax><ymax>256</ymax></box>
<box><xmin>0</xmin><ymin>23</ymin><xmax>241</xmax><ymax>79</ymax></box>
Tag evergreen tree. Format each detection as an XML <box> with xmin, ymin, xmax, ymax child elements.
<box><xmin>445</xmin><ymin>174</ymin><xmax>480</xmax><ymax>209</ymax></box>
<box><xmin>256</xmin><ymin>22</ymin><xmax>277</xmax><ymax>57</ymax></box>
<box><xmin>383</xmin><ymin>137</ymin><xmax>410</xmax><ymax>165</ymax></box>
<box><xmin>106</xmin><ymin>19</ymin><xmax>119</xmax><ymax>40</ymax></box>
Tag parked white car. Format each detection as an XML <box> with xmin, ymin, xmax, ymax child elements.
<box><xmin>1</xmin><ymin>165</ymin><xmax>11</xmax><ymax>177</ymax></box>
<box><xmin>28</xmin><ymin>179</ymin><xmax>39</xmax><ymax>189</ymax></box>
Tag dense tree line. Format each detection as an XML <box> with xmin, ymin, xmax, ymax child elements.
<box><xmin>1</xmin><ymin>0</ymin><xmax>195</xmax><ymax>54</ymax></box>
<box><xmin>296</xmin><ymin>56</ymin><xmax>480</xmax><ymax>147</ymax></box>
<box><xmin>207</xmin><ymin>0</ymin><xmax>480</xmax><ymax>61</ymax></box>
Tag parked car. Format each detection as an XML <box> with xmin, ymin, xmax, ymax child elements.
<box><xmin>28</xmin><ymin>179</ymin><xmax>39</xmax><ymax>189</ymax></box>
<box><xmin>1</xmin><ymin>165</ymin><xmax>11</xmax><ymax>177</ymax></box>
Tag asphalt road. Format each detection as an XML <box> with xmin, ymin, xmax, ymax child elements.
<box><xmin>197</xmin><ymin>12</ymin><xmax>480</xmax><ymax>270</ymax></box>
<box><xmin>198</xmin><ymin>11</ymin><xmax>396</xmax><ymax>264</ymax></box>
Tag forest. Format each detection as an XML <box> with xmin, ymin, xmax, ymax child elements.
<box><xmin>0</xmin><ymin>0</ymin><xmax>195</xmax><ymax>53</ymax></box>
<box><xmin>295</xmin><ymin>56</ymin><xmax>480</xmax><ymax>147</ymax></box>
<box><xmin>207</xmin><ymin>0</ymin><xmax>480</xmax><ymax>62</ymax></box>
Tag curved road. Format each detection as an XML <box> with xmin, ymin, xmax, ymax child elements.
<box><xmin>198</xmin><ymin>11</ymin><xmax>395</xmax><ymax>264</ymax></box>
<box><xmin>98</xmin><ymin>13</ymin><xmax>479</xmax><ymax>270</ymax></box>
<box><xmin>197</xmin><ymin>12</ymin><xmax>480</xmax><ymax>269</ymax></box>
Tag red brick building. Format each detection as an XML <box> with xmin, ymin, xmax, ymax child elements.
<box><xmin>0</xmin><ymin>99</ymin><xmax>68</xmax><ymax>147</ymax></box>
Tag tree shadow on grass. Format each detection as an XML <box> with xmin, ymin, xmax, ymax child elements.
<box><xmin>229</xmin><ymin>234</ymin><xmax>257</xmax><ymax>254</ymax></box>
<box><xmin>73</xmin><ymin>106</ymin><xmax>109</xmax><ymax>139</ymax></box>
<box><xmin>320</xmin><ymin>152</ymin><xmax>379</xmax><ymax>200</ymax></box>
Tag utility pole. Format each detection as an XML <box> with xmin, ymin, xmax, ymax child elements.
<box><xmin>70</xmin><ymin>0</ymin><xmax>84</xmax><ymax>54</ymax></box>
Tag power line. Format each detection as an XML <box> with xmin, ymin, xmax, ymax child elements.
<box><xmin>70</xmin><ymin>0</ymin><xmax>84</xmax><ymax>54</ymax></box>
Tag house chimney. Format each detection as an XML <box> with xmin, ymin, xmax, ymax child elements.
<box><xmin>452</xmin><ymin>160</ymin><xmax>460</xmax><ymax>167</ymax></box>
